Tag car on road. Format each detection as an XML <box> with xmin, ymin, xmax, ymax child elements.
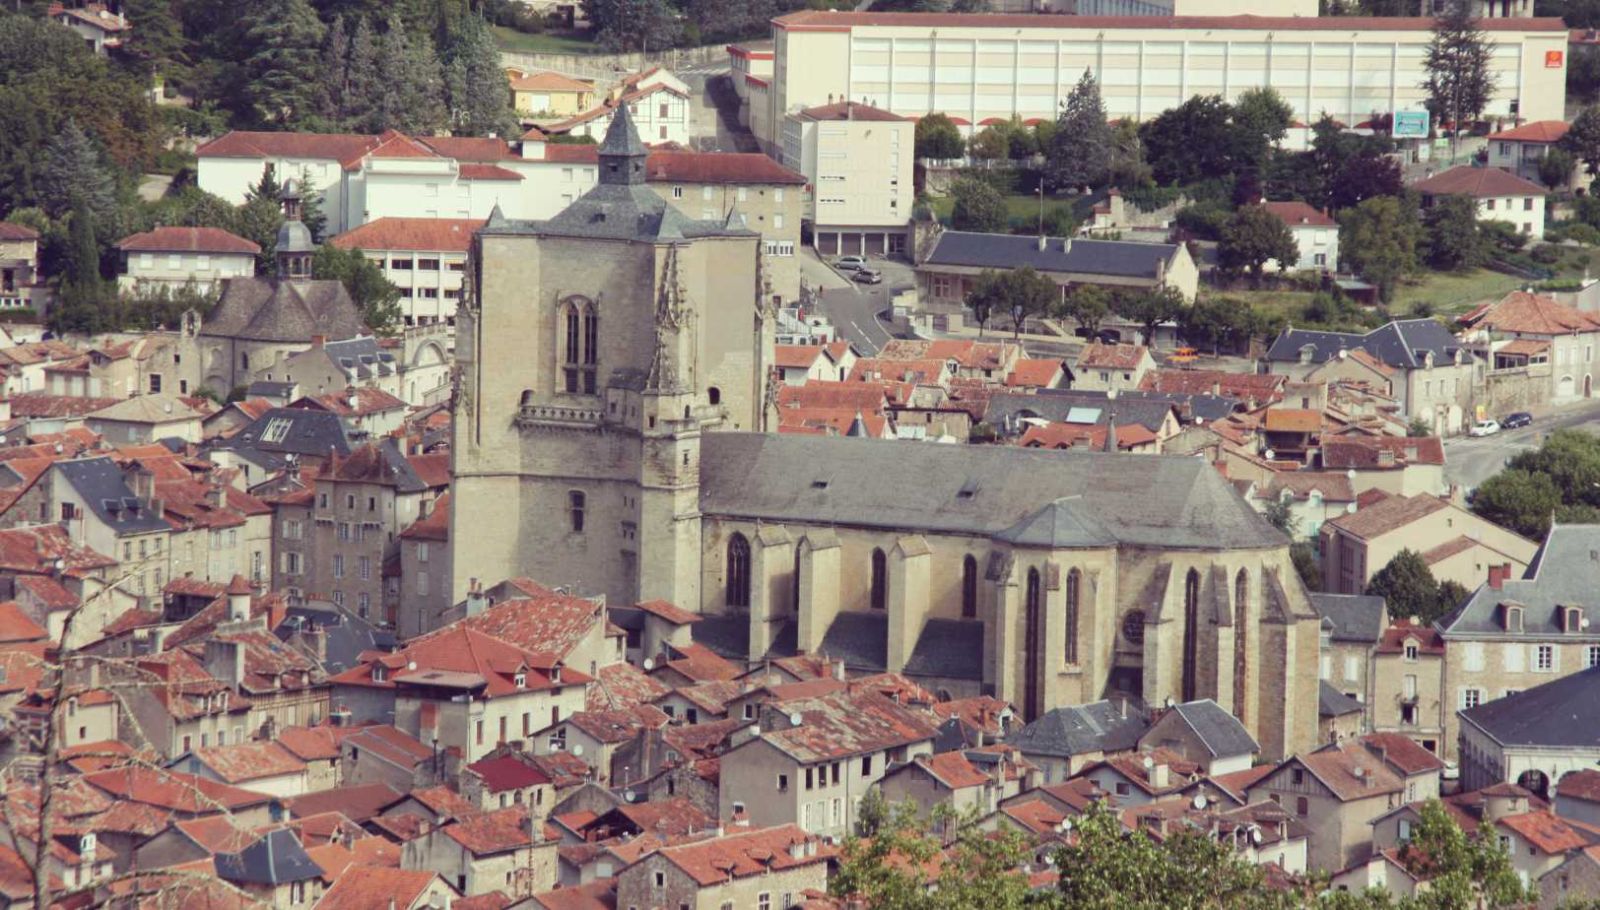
<box><xmin>1469</xmin><ymin>419</ymin><xmax>1502</xmax><ymax>437</ymax></box>
<box><xmin>835</xmin><ymin>256</ymin><xmax>868</xmax><ymax>272</ymax></box>
<box><xmin>853</xmin><ymin>268</ymin><xmax>884</xmax><ymax>285</ymax></box>
<box><xmin>1501</xmin><ymin>412</ymin><xmax>1533</xmax><ymax>429</ymax></box>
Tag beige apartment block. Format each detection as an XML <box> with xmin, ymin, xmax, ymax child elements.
<box><xmin>765</xmin><ymin>11</ymin><xmax>1567</xmax><ymax>151</ymax></box>
<box><xmin>781</xmin><ymin>101</ymin><xmax>914</xmax><ymax>256</ymax></box>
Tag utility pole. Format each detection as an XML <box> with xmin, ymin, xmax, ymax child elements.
<box><xmin>1037</xmin><ymin>184</ymin><xmax>1045</xmax><ymax>237</ymax></box>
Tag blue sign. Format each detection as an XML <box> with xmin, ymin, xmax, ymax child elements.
<box><xmin>1393</xmin><ymin>110</ymin><xmax>1430</xmax><ymax>139</ymax></box>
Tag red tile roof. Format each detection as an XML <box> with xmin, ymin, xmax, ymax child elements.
<box><xmin>0</xmin><ymin>223</ymin><xmax>39</xmax><ymax>241</ymax></box>
<box><xmin>117</xmin><ymin>227</ymin><xmax>260</xmax><ymax>255</ymax></box>
<box><xmin>1497</xmin><ymin>810</ymin><xmax>1600</xmax><ymax>855</ymax></box>
<box><xmin>654</xmin><ymin>825</ymin><xmax>830</xmax><ymax>886</ymax></box>
<box><xmin>330</xmin><ymin>218</ymin><xmax>484</xmax><ymax>254</ymax></box>
<box><xmin>426</xmin><ymin>590</ymin><xmax>605</xmax><ymax>663</ymax></box>
<box><xmin>444</xmin><ymin>806</ymin><xmax>545</xmax><ymax>855</ymax></box>
<box><xmin>468</xmin><ymin>755</ymin><xmax>553</xmax><ymax>792</ymax></box>
<box><xmin>532</xmin><ymin>880</ymin><xmax>616</xmax><ymax>910</ymax></box>
<box><xmin>510</xmin><ymin>71</ymin><xmax>595</xmax><ymax>92</ymax></box>
<box><xmin>999</xmin><ymin>796</ymin><xmax>1067</xmax><ymax>836</ymax></box>
<box><xmin>632</xmin><ymin>599</ymin><xmax>701</xmax><ymax>625</ymax></box>
<box><xmin>400</xmin><ymin>491</ymin><xmax>451</xmax><ymax>542</ymax></box>
<box><xmin>1413</xmin><ymin>165</ymin><xmax>1548</xmax><ymax>198</ymax></box>
<box><xmin>748</xmin><ymin>687</ymin><xmax>938</xmax><ymax>763</ymax></box>
<box><xmin>316</xmin><ymin>866</ymin><xmax>444</xmax><ymax>910</ymax></box>
<box><xmin>1360</xmin><ymin>733</ymin><xmax>1447</xmax><ymax>775</ymax></box>
<box><xmin>1293</xmin><ymin>743</ymin><xmax>1405</xmax><ymax>802</ymax></box>
<box><xmin>188</xmin><ymin>741</ymin><xmax>307</xmax><ymax>783</ymax></box>
<box><xmin>589</xmin><ymin>661</ymin><xmax>672</xmax><ymax>711</ymax></box>
<box><xmin>10</xmin><ymin>393</ymin><xmax>120</xmax><ymax>418</ymax></box>
<box><xmin>1485</xmin><ymin>120</ymin><xmax>1570</xmax><ymax>144</ymax></box>
<box><xmin>1261</xmin><ymin>201</ymin><xmax>1336</xmax><ymax>228</ymax></box>
<box><xmin>1076</xmin><ymin>342</ymin><xmax>1149</xmax><ymax>370</ymax></box>
<box><xmin>1017</xmin><ymin>421</ymin><xmax>1157</xmax><ymax>451</ymax></box>
<box><xmin>459</xmin><ymin>163</ymin><xmax>524</xmax><ymax>181</ymax></box>
<box><xmin>285</xmin><ymin>782</ymin><xmax>400</xmax><ymax>823</ymax></box>
<box><xmin>1005</xmin><ymin>358</ymin><xmax>1065</xmax><ymax>388</ymax></box>
<box><xmin>659</xmin><ymin>642</ymin><xmax>742</xmax><ymax>683</ymax></box>
<box><xmin>0</xmin><ymin>602</ymin><xmax>46</xmax><ymax>643</ymax></box>
<box><xmin>645</xmin><ymin>150</ymin><xmax>805</xmax><ymax>185</ymax></box>
<box><xmin>1558</xmin><ymin>769</ymin><xmax>1600</xmax><ymax>803</ymax></box>
<box><xmin>1474</xmin><ymin>290</ymin><xmax>1600</xmax><ymax>335</ymax></box>
<box><xmin>82</xmin><ymin>767</ymin><xmax>274</xmax><ymax>813</ymax></box>
<box><xmin>879</xmin><ymin>338</ymin><xmax>1017</xmax><ymax>371</ymax></box>
<box><xmin>342</xmin><ymin>725</ymin><xmax>434</xmax><ymax>769</ymax></box>
<box><xmin>1326</xmin><ymin>493</ymin><xmax>1450</xmax><ymax>540</ymax></box>
<box><xmin>774</xmin><ymin>344</ymin><xmax>827</xmax><ymax>370</ymax></box>
<box><xmin>1321</xmin><ymin>436</ymin><xmax>1445</xmax><ymax>469</ymax></box>
<box><xmin>0</xmin><ymin>525</ymin><xmax>115</xmax><ymax>578</ymax></box>
<box><xmin>1264</xmin><ymin>408</ymin><xmax>1322</xmax><ymax>433</ymax></box>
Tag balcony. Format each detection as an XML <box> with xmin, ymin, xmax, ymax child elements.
<box><xmin>514</xmin><ymin>403</ymin><xmax>604</xmax><ymax>429</ymax></box>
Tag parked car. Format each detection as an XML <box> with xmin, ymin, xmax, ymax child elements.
<box><xmin>835</xmin><ymin>256</ymin><xmax>867</xmax><ymax>272</ymax></box>
<box><xmin>1469</xmin><ymin>419</ymin><xmax>1502</xmax><ymax>437</ymax></box>
<box><xmin>1501</xmin><ymin>412</ymin><xmax>1533</xmax><ymax>429</ymax></box>
<box><xmin>853</xmin><ymin>268</ymin><xmax>884</xmax><ymax>284</ymax></box>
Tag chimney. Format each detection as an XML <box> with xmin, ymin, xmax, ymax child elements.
<box><xmin>832</xmin><ymin>659</ymin><xmax>846</xmax><ymax>681</ymax></box>
<box><xmin>225</xmin><ymin>575</ymin><xmax>252</xmax><ymax>622</ymax></box>
<box><xmin>203</xmin><ymin>638</ymin><xmax>245</xmax><ymax>688</ymax></box>
<box><xmin>466</xmin><ymin>578</ymin><xmax>487</xmax><ymax>616</ymax></box>
<box><xmin>1488</xmin><ymin>564</ymin><xmax>1508</xmax><ymax>590</ymax></box>
<box><xmin>311</xmin><ymin>335</ymin><xmax>327</xmax><ymax>349</ymax></box>
<box><xmin>1149</xmin><ymin>761</ymin><xmax>1170</xmax><ymax>790</ymax></box>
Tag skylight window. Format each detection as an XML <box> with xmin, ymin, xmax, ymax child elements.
<box><xmin>261</xmin><ymin>417</ymin><xmax>293</xmax><ymax>443</ymax></box>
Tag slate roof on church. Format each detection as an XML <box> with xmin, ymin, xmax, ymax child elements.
<box><xmin>201</xmin><ymin>277</ymin><xmax>367</xmax><ymax>343</ymax></box>
<box><xmin>1007</xmin><ymin>700</ymin><xmax>1148</xmax><ymax>758</ymax></box>
<box><xmin>698</xmin><ymin>433</ymin><xmax>1282</xmax><ymax>550</ymax></box>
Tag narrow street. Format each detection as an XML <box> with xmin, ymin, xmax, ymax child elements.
<box><xmin>1443</xmin><ymin>397</ymin><xmax>1600</xmax><ymax>491</ymax></box>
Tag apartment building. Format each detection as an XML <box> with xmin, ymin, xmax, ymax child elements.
<box><xmin>781</xmin><ymin>101</ymin><xmax>914</xmax><ymax>256</ymax></box>
<box><xmin>330</xmin><ymin>218</ymin><xmax>480</xmax><ymax>327</ymax></box>
<box><xmin>763</xmin><ymin>11</ymin><xmax>1568</xmax><ymax>151</ymax></box>
<box><xmin>116</xmin><ymin>227</ymin><xmax>260</xmax><ymax>294</ymax></box>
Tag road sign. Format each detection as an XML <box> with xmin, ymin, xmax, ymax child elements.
<box><xmin>1393</xmin><ymin>110</ymin><xmax>1430</xmax><ymax>139</ymax></box>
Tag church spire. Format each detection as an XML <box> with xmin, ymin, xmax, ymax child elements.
<box><xmin>598</xmin><ymin>104</ymin><xmax>648</xmax><ymax>187</ymax></box>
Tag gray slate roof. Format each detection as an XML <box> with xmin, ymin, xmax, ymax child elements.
<box><xmin>279</xmin><ymin>601</ymin><xmax>393</xmax><ymax>675</ymax></box>
<box><xmin>214</xmin><ymin>828</ymin><xmax>322</xmax><ymax>886</ymax></box>
<box><xmin>903</xmin><ymin>618</ymin><xmax>983</xmax><ymax>681</ymax></box>
<box><xmin>1441</xmin><ymin>525</ymin><xmax>1600</xmax><ymax>637</ymax></box>
<box><xmin>322</xmin><ymin>336</ymin><xmax>396</xmax><ymax>380</ymax></box>
<box><xmin>1266</xmin><ymin>319</ymin><xmax>1472</xmax><ymax>370</ymax></box>
<box><xmin>984</xmin><ymin>389</ymin><xmax>1179</xmax><ymax>435</ymax></box>
<box><xmin>922</xmin><ymin>231</ymin><xmax>1181</xmax><ymax>280</ymax></box>
<box><xmin>54</xmin><ymin>457</ymin><xmax>170</xmax><ymax>535</ymax></box>
<box><xmin>1008</xmin><ymin>699</ymin><xmax>1149</xmax><ymax>758</ymax></box>
<box><xmin>699</xmin><ymin>433</ymin><xmax>1283</xmax><ymax>551</ymax></box>
<box><xmin>1319</xmin><ymin>680</ymin><xmax>1364</xmax><ymax>719</ymax></box>
<box><xmin>1311</xmin><ymin>593</ymin><xmax>1388</xmax><ymax>643</ymax></box>
<box><xmin>221</xmin><ymin>407</ymin><xmax>352</xmax><ymax>458</ymax></box>
<box><xmin>202</xmin><ymin>277</ymin><xmax>366</xmax><ymax>344</ymax></box>
<box><xmin>1460</xmin><ymin>665</ymin><xmax>1600</xmax><ymax>747</ymax></box>
<box><xmin>819</xmin><ymin>611</ymin><xmax>888</xmax><ymax>672</ymax></box>
<box><xmin>1167</xmin><ymin>699</ymin><xmax>1259</xmax><ymax>758</ymax></box>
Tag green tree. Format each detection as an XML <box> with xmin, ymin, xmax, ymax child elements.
<box><xmin>1047</xmin><ymin>69</ymin><xmax>1113</xmax><ymax>190</ymax></box>
<box><xmin>312</xmin><ymin>245</ymin><xmax>403</xmax><ymax>334</ymax></box>
<box><xmin>1423</xmin><ymin>194</ymin><xmax>1488</xmax><ymax>271</ymax></box>
<box><xmin>1218</xmin><ymin>205</ymin><xmax>1298</xmax><ymax>284</ymax></box>
<box><xmin>238</xmin><ymin>0</ymin><xmax>328</xmax><ymax>127</ymax></box>
<box><xmin>1474</xmin><ymin>468</ymin><xmax>1567</xmax><ymax>539</ymax></box>
<box><xmin>37</xmin><ymin>120</ymin><xmax>118</xmax><ymax>224</ymax></box>
<box><xmin>238</xmin><ymin>164</ymin><xmax>286</xmax><ymax>269</ymax></box>
<box><xmin>442</xmin><ymin>13</ymin><xmax>519</xmax><ymax>138</ymax></box>
<box><xmin>997</xmin><ymin>266</ymin><xmax>1058</xmax><ymax>341</ymax></box>
<box><xmin>1366</xmin><ymin>549</ymin><xmax>1450</xmax><ymax>624</ymax></box>
<box><xmin>1263</xmin><ymin>496</ymin><xmax>1297</xmax><ymax>537</ymax></box>
<box><xmin>1422</xmin><ymin>0</ymin><xmax>1498</xmax><ymax>142</ymax></box>
<box><xmin>1339</xmin><ymin>195</ymin><xmax>1421</xmax><ymax>302</ymax></box>
<box><xmin>1180</xmin><ymin>295</ymin><xmax>1257</xmax><ymax>354</ymax></box>
<box><xmin>297</xmin><ymin>170</ymin><xmax>328</xmax><ymax>244</ymax></box>
<box><xmin>1231</xmin><ymin>86</ymin><xmax>1294</xmax><ymax>173</ymax></box>
<box><xmin>52</xmin><ymin>203</ymin><xmax>115</xmax><ymax>335</ymax></box>
<box><xmin>915</xmin><ymin>112</ymin><xmax>965</xmax><ymax>161</ymax></box>
<box><xmin>1570</xmin><ymin>44</ymin><xmax>1600</xmax><ymax>104</ymax></box>
<box><xmin>1043</xmin><ymin>205</ymin><xmax>1080</xmax><ymax>239</ymax></box>
<box><xmin>1058</xmin><ymin>284</ymin><xmax>1110</xmax><ymax>337</ymax></box>
<box><xmin>1399</xmin><ymin>799</ymin><xmax>1529</xmax><ymax>910</ymax></box>
<box><xmin>1539</xmin><ymin>146</ymin><xmax>1577</xmax><ymax>190</ymax></box>
<box><xmin>966</xmin><ymin>127</ymin><xmax>1007</xmax><ymax>162</ymax></box>
<box><xmin>1561</xmin><ymin>105</ymin><xmax>1600</xmax><ymax>177</ymax></box>
<box><xmin>963</xmin><ymin>269</ymin><xmax>1004</xmax><ymax>335</ymax></box>
<box><xmin>318</xmin><ymin>15</ymin><xmax>353</xmax><ymax>126</ymax></box>
<box><xmin>949</xmin><ymin>177</ymin><xmax>1007</xmax><ymax>233</ymax></box>
<box><xmin>1107</xmin><ymin>119</ymin><xmax>1153</xmax><ymax>189</ymax></box>
<box><xmin>587</xmin><ymin>0</ymin><xmax>679</xmax><ymax>52</ymax></box>
<box><xmin>1140</xmin><ymin>94</ymin><xmax>1236</xmax><ymax>186</ymax></box>
<box><xmin>1305</xmin><ymin>115</ymin><xmax>1403</xmax><ymax>212</ymax></box>
<box><xmin>1114</xmin><ymin>286</ymin><xmax>1186</xmax><ymax>350</ymax></box>
<box><xmin>118</xmin><ymin>0</ymin><xmax>188</xmax><ymax>83</ymax></box>
<box><xmin>342</xmin><ymin>16</ymin><xmax>382</xmax><ymax>130</ymax></box>
<box><xmin>374</xmin><ymin>16</ymin><xmax>448</xmax><ymax>134</ymax></box>
<box><xmin>1291</xmin><ymin>541</ymin><xmax>1323</xmax><ymax>591</ymax></box>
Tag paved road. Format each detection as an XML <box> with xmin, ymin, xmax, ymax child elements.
<box><xmin>1443</xmin><ymin>398</ymin><xmax>1600</xmax><ymax>491</ymax></box>
<box><xmin>800</xmin><ymin>253</ymin><xmax>902</xmax><ymax>353</ymax></box>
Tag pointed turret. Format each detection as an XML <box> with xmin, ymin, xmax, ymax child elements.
<box><xmin>846</xmin><ymin>411</ymin><xmax>869</xmax><ymax>438</ymax></box>
<box><xmin>275</xmin><ymin>178</ymin><xmax>314</xmax><ymax>280</ymax></box>
<box><xmin>598</xmin><ymin>105</ymin><xmax>648</xmax><ymax>187</ymax></box>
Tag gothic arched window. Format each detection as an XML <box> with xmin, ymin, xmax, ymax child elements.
<box><xmin>726</xmin><ymin>533</ymin><xmax>751</xmax><ymax>609</ymax></box>
<box><xmin>562</xmin><ymin>298</ymin><xmax>598</xmax><ymax>394</ymax></box>
<box><xmin>1234</xmin><ymin>569</ymin><xmax>1250</xmax><ymax>724</ymax></box>
<box><xmin>870</xmin><ymin>548</ymin><xmax>888</xmax><ymax>610</ymax></box>
<box><xmin>1065</xmin><ymin>569</ymin><xmax>1081</xmax><ymax>665</ymax></box>
<box><xmin>961</xmin><ymin>555</ymin><xmax>978</xmax><ymax>619</ymax></box>
<box><xmin>1182</xmin><ymin>568</ymin><xmax>1201</xmax><ymax>703</ymax></box>
<box><xmin>1025</xmin><ymin>568</ymin><xmax>1043</xmax><ymax>719</ymax></box>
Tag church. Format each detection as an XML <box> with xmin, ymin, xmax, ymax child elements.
<box><xmin>449</xmin><ymin>109</ymin><xmax>1322</xmax><ymax>759</ymax></box>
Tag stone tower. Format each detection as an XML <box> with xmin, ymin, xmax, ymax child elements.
<box><xmin>449</xmin><ymin>107</ymin><xmax>774</xmax><ymax>612</ymax></box>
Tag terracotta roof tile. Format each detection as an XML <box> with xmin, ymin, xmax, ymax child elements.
<box><xmin>1321</xmin><ymin>436</ymin><xmax>1444</xmax><ymax>469</ymax></box>
<box><xmin>532</xmin><ymin>879</ymin><xmax>616</xmax><ymax>910</ymax></box>
<box><xmin>588</xmin><ymin>661</ymin><xmax>672</xmax><ymax>710</ymax></box>
<box><xmin>82</xmin><ymin>766</ymin><xmax>273</xmax><ymax>813</ymax></box>
<box><xmin>644</xmin><ymin>150</ymin><xmax>805</xmax><ymax>185</ymax></box>
<box><xmin>117</xmin><ymin>227</ymin><xmax>260</xmax><ymax>255</ymax></box>
<box><xmin>284</xmin><ymin>782</ymin><xmax>400</xmax><ymax>823</ymax></box>
<box><xmin>798</xmin><ymin>101</ymin><xmax>907</xmax><ymax>121</ymax></box>
<box><xmin>1359</xmin><ymin>732</ymin><xmax>1447</xmax><ymax>775</ymax></box>
<box><xmin>1294</xmin><ymin>742</ymin><xmax>1405</xmax><ymax>801</ymax></box>
<box><xmin>1326</xmin><ymin>493</ymin><xmax>1450</xmax><ymax>540</ymax></box>
<box><xmin>1559</xmin><ymin>769</ymin><xmax>1600</xmax><ymax>803</ymax></box>
<box><xmin>467</xmin><ymin>755</ymin><xmax>552</xmax><ymax>792</ymax></box>
<box><xmin>0</xmin><ymin>602</ymin><xmax>47</xmax><ymax>643</ymax></box>
<box><xmin>510</xmin><ymin>71</ymin><xmax>595</xmax><ymax>93</ymax></box>
<box><xmin>1497</xmin><ymin>810</ymin><xmax>1600</xmax><ymax>855</ymax></box>
<box><xmin>400</xmin><ymin>491</ymin><xmax>450</xmax><ymax>542</ymax></box>
<box><xmin>188</xmin><ymin>741</ymin><xmax>307</xmax><ymax>783</ymax></box>
<box><xmin>1413</xmin><ymin>165</ymin><xmax>1547</xmax><ymax>198</ymax></box>
<box><xmin>444</xmin><ymin>806</ymin><xmax>540</xmax><ymax>855</ymax></box>
<box><xmin>1486</xmin><ymin>120</ymin><xmax>1570</xmax><ymax>143</ymax></box>
<box><xmin>774</xmin><ymin>345</ymin><xmax>827</xmax><ymax>370</ymax></box>
<box><xmin>316</xmin><ymin>866</ymin><xmax>444</xmax><ymax>910</ymax></box>
<box><xmin>1076</xmin><ymin>342</ymin><xmax>1149</xmax><ymax>370</ymax></box>
<box><xmin>1261</xmin><ymin>201</ymin><xmax>1336</xmax><ymax>228</ymax></box>
<box><xmin>331</xmin><ymin>218</ymin><xmax>484</xmax><ymax>253</ymax></box>
<box><xmin>656</xmin><ymin>825</ymin><xmax>830</xmax><ymax>886</ymax></box>
<box><xmin>1005</xmin><ymin>358</ymin><xmax>1065</xmax><ymax>388</ymax></box>
<box><xmin>1475</xmin><ymin>290</ymin><xmax>1600</xmax><ymax>336</ymax></box>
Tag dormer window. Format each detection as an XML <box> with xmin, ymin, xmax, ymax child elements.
<box><xmin>514</xmin><ymin>672</ymin><xmax>527</xmax><ymax>689</ymax></box>
<box><xmin>373</xmin><ymin>665</ymin><xmax>387</xmax><ymax>683</ymax></box>
<box><xmin>1502</xmin><ymin>603</ymin><xmax>1524</xmax><ymax>633</ymax></box>
<box><xmin>551</xmin><ymin>665</ymin><xmax>562</xmax><ymax>684</ymax></box>
<box><xmin>1565</xmin><ymin>606</ymin><xmax>1585</xmax><ymax>633</ymax></box>
<box><xmin>1404</xmin><ymin>641</ymin><xmax>1419</xmax><ymax>661</ymax></box>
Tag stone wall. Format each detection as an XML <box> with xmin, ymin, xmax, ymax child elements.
<box><xmin>1481</xmin><ymin>368</ymin><xmax>1551</xmax><ymax>417</ymax></box>
<box><xmin>502</xmin><ymin>44</ymin><xmax>727</xmax><ymax>83</ymax></box>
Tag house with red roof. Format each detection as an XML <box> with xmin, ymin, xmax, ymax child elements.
<box><xmin>1074</xmin><ymin>342</ymin><xmax>1156</xmax><ymax>393</ymax></box>
<box><xmin>1259</xmin><ymin>201</ymin><xmax>1339</xmax><ymax>272</ymax></box>
<box><xmin>614</xmin><ymin>823</ymin><xmax>830</xmax><ymax>910</ymax></box>
<box><xmin>508</xmin><ymin>70</ymin><xmax>597</xmax><ymax>121</ymax></box>
<box><xmin>316</xmin><ymin>865</ymin><xmax>458</xmax><ymax>910</ymax></box>
<box><xmin>403</xmin><ymin>805</ymin><xmax>560</xmax><ymax>898</ymax></box>
<box><xmin>116</xmin><ymin>226</ymin><xmax>260</xmax><ymax>294</ymax></box>
<box><xmin>1486</xmin><ymin>119</ymin><xmax>1580</xmax><ymax>187</ymax></box>
<box><xmin>1460</xmin><ymin>290</ymin><xmax>1600</xmax><ymax>403</ymax></box>
<box><xmin>330</xmin><ymin>218</ymin><xmax>482</xmax><ymax>327</ymax></box>
<box><xmin>878</xmin><ymin>746</ymin><xmax>1034</xmax><ymax>833</ymax></box>
<box><xmin>463</xmin><ymin>753</ymin><xmax>555</xmax><ymax>812</ymax></box>
<box><xmin>1412</xmin><ymin>165</ymin><xmax>1549</xmax><ymax>240</ymax></box>
<box><xmin>549</xmin><ymin>76</ymin><xmax>692</xmax><ymax>148</ymax></box>
<box><xmin>169</xmin><ymin>740</ymin><xmax>312</xmax><ymax>798</ymax></box>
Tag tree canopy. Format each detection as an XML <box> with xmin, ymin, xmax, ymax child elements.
<box><xmin>1338</xmin><ymin>195</ymin><xmax>1421</xmax><ymax>302</ymax></box>
<box><xmin>1218</xmin><ymin>206</ymin><xmax>1298</xmax><ymax>284</ymax></box>
<box><xmin>1421</xmin><ymin>1</ymin><xmax>1497</xmax><ymax>134</ymax></box>
<box><xmin>1471</xmin><ymin>429</ymin><xmax>1600</xmax><ymax>538</ymax></box>
<box><xmin>312</xmin><ymin>245</ymin><xmax>404</xmax><ymax>334</ymax></box>
<box><xmin>1365</xmin><ymin>549</ymin><xmax>1463</xmax><ymax>625</ymax></box>
<box><xmin>950</xmin><ymin>178</ymin><xmax>1008</xmax><ymax>233</ymax></box>
<box><xmin>916</xmin><ymin>113</ymin><xmax>966</xmax><ymax>161</ymax></box>
<box><xmin>1047</xmin><ymin>70</ymin><xmax>1113</xmax><ymax>191</ymax></box>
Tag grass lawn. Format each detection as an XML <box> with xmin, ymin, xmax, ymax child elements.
<box><xmin>1388</xmin><ymin>268</ymin><xmax>1526</xmax><ymax>317</ymax></box>
<box><xmin>491</xmin><ymin>26</ymin><xmax>599</xmax><ymax>55</ymax></box>
<box><xmin>927</xmin><ymin>193</ymin><xmax>1091</xmax><ymax>231</ymax></box>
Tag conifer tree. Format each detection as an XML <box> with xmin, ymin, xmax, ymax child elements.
<box><xmin>239</xmin><ymin>0</ymin><xmax>327</xmax><ymax>127</ymax></box>
<box><xmin>442</xmin><ymin>13</ymin><xmax>519</xmax><ymax>138</ymax></box>
<box><xmin>38</xmin><ymin>121</ymin><xmax>117</xmax><ymax>224</ymax></box>
<box><xmin>1047</xmin><ymin>69</ymin><xmax>1113</xmax><ymax>191</ymax></box>
<box><xmin>376</xmin><ymin>15</ymin><xmax>447</xmax><ymax>134</ymax></box>
<box><xmin>1422</xmin><ymin>0</ymin><xmax>1496</xmax><ymax>144</ymax></box>
<box><xmin>344</xmin><ymin>16</ymin><xmax>382</xmax><ymax>132</ymax></box>
<box><xmin>319</xmin><ymin>15</ymin><xmax>353</xmax><ymax>128</ymax></box>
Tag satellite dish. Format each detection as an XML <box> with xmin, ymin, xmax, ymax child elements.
<box><xmin>642</xmin><ymin>658</ymin><xmax>655</xmax><ymax>671</ymax></box>
<box><xmin>1142</xmin><ymin>756</ymin><xmax>1154</xmax><ymax>770</ymax></box>
<box><xmin>788</xmin><ymin>712</ymin><xmax>803</xmax><ymax>727</ymax></box>
<box><xmin>571</xmin><ymin>743</ymin><xmax>585</xmax><ymax>757</ymax></box>
<box><xmin>623</xmin><ymin>788</ymin><xmax>636</xmax><ymax>803</ymax></box>
<box><xmin>1264</xmin><ymin>449</ymin><xmax>1276</xmax><ymax>461</ymax></box>
<box><xmin>1249</xmin><ymin>825</ymin><xmax>1263</xmax><ymax>845</ymax></box>
<box><xmin>1192</xmin><ymin>794</ymin><xmax>1207</xmax><ymax>811</ymax></box>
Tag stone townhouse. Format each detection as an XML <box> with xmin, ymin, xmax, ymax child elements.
<box><xmin>1461</xmin><ymin>290</ymin><xmax>1600</xmax><ymax>411</ymax></box>
<box><xmin>1136</xmin><ymin>698</ymin><xmax>1259</xmax><ymax>776</ymax></box>
<box><xmin>398</xmin><ymin>490</ymin><xmax>451</xmax><ymax>641</ymax></box>
<box><xmin>1313</xmin><ymin>593</ymin><xmax>1386</xmax><ymax>720</ymax></box>
<box><xmin>51</xmin><ymin>456</ymin><xmax>173</xmax><ymax>600</ymax></box>
<box><xmin>715</xmin><ymin>685</ymin><xmax>938</xmax><ymax>838</ymax></box>
<box><xmin>403</xmin><ymin>806</ymin><xmax>559</xmax><ymax>899</ymax></box>
<box><xmin>462</xmin><ymin>753</ymin><xmax>556</xmax><ymax>814</ymax></box>
<box><xmin>1247</xmin><ymin>739</ymin><xmax>1413</xmax><ymax>875</ymax></box>
<box><xmin>330</xmin><ymin>623</ymin><xmax>591</xmax><ymax>764</ymax></box>
<box><xmin>876</xmin><ymin>747</ymin><xmax>1033</xmax><ymax>836</ymax></box>
<box><xmin>316</xmin><ymin>866</ymin><xmax>458</xmax><ymax>910</ymax></box>
<box><xmin>1369</xmin><ymin>619</ymin><xmax>1449</xmax><ymax>757</ymax></box>
<box><xmin>1267</xmin><ymin>321</ymin><xmax>1479</xmax><ymax>437</ymax></box>
<box><xmin>1320</xmin><ymin>492</ymin><xmax>1537</xmax><ymax>596</ymax></box>
<box><xmin>532</xmin><ymin>705</ymin><xmax>670</xmax><ymax>785</ymax></box>
<box><xmin>1440</xmin><ymin>525</ymin><xmax>1600</xmax><ymax>764</ymax></box>
<box><xmin>1073</xmin><ymin>343</ymin><xmax>1156</xmax><ymax>394</ymax></box>
<box><xmin>1541</xmin><ymin>844</ymin><xmax>1600</xmax><ymax>909</ymax></box>
<box><xmin>1007</xmin><ymin>699</ymin><xmax>1149</xmax><ymax>785</ymax></box>
<box><xmin>453</xmin><ymin>110</ymin><xmax>1325</xmax><ymax>758</ymax></box>
<box><xmin>1458</xmin><ymin>659</ymin><xmax>1600</xmax><ymax>797</ymax></box>
<box><xmin>77</xmin><ymin>766</ymin><xmax>279</xmax><ymax>871</ymax></box>
<box><xmin>169</xmin><ymin>741</ymin><xmax>313</xmax><ymax>798</ymax></box>
<box><xmin>614</xmin><ymin>824</ymin><xmax>829</xmax><ymax>910</ymax></box>
<box><xmin>1319</xmin><ymin>436</ymin><xmax>1447</xmax><ymax>499</ymax></box>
